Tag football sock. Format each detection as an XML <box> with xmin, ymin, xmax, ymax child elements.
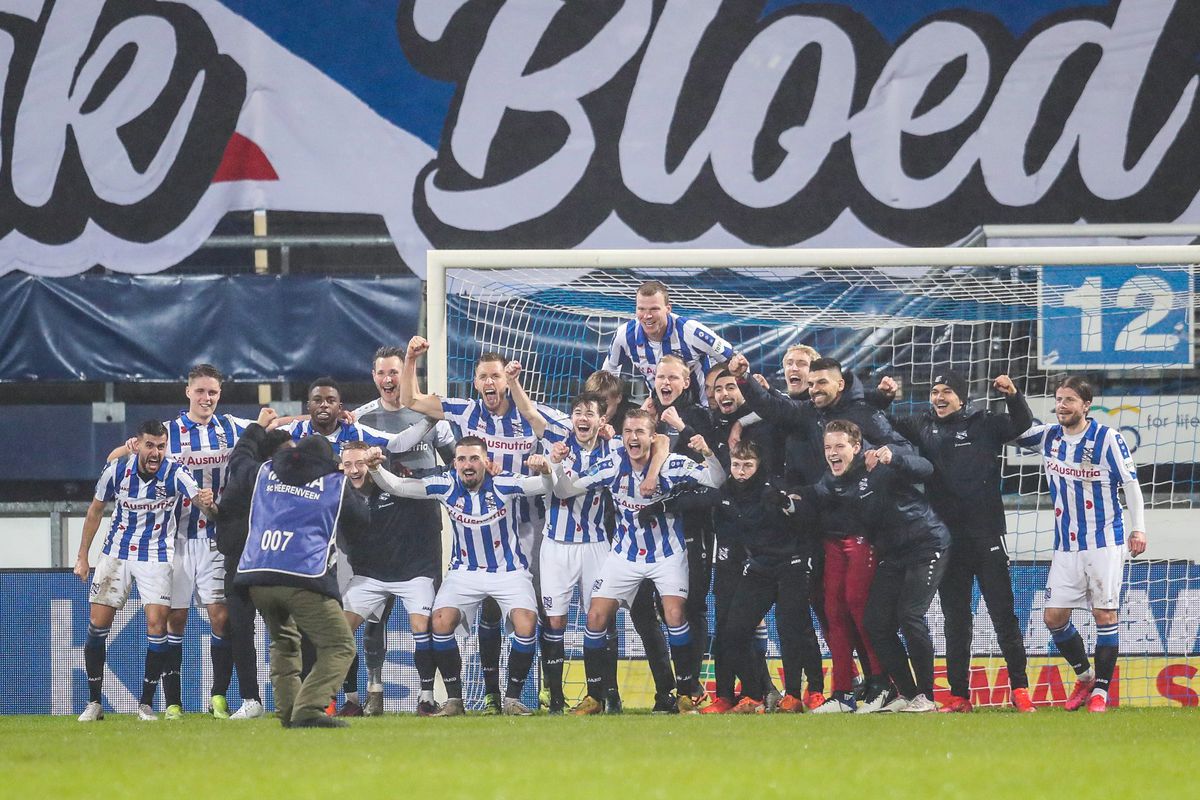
<box><xmin>604</xmin><ymin>629</ymin><xmax>620</xmax><ymax>700</ymax></box>
<box><xmin>365</xmin><ymin>619</ymin><xmax>388</xmax><ymax>691</ymax></box>
<box><xmin>413</xmin><ymin>631</ymin><xmax>436</xmax><ymax>694</ymax></box>
<box><xmin>343</xmin><ymin>652</ymin><xmax>360</xmax><ymax>699</ymax></box>
<box><xmin>583</xmin><ymin>627</ymin><xmax>609</xmax><ymax>700</ymax></box>
<box><xmin>1093</xmin><ymin>624</ymin><xmax>1120</xmax><ymax>700</ymax></box>
<box><xmin>541</xmin><ymin>627</ymin><xmax>566</xmax><ymax>703</ymax></box>
<box><xmin>163</xmin><ymin>633</ymin><xmax>184</xmax><ymax>707</ymax></box>
<box><xmin>141</xmin><ymin>634</ymin><xmax>169</xmax><ymax>706</ymax></box>
<box><xmin>1049</xmin><ymin>621</ymin><xmax>1091</xmax><ymax>676</ymax></box>
<box><xmin>210</xmin><ymin>633</ymin><xmax>233</xmax><ymax>697</ymax></box>
<box><xmin>667</xmin><ymin>622</ymin><xmax>697</xmax><ymax>697</ymax></box>
<box><xmin>506</xmin><ymin>634</ymin><xmax>537</xmax><ymax>699</ymax></box>
<box><xmin>84</xmin><ymin>623</ymin><xmax>110</xmax><ymax>704</ymax></box>
<box><xmin>431</xmin><ymin>632</ymin><xmax>463</xmax><ymax>700</ymax></box>
<box><xmin>478</xmin><ymin>620</ymin><xmax>502</xmax><ymax>697</ymax></box>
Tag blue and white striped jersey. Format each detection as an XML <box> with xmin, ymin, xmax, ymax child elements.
<box><xmin>568</xmin><ymin>451</ymin><xmax>713</xmax><ymax>563</ymax></box>
<box><xmin>440</xmin><ymin>397</ymin><xmax>569</xmax><ymax>474</ymax></box>
<box><xmin>1015</xmin><ymin>418</ymin><xmax>1138</xmax><ymax>551</ymax></box>
<box><xmin>166</xmin><ymin>411</ymin><xmax>251</xmax><ymax>540</ymax></box>
<box><xmin>544</xmin><ymin>435</ymin><xmax>620</xmax><ymax>544</ymax></box>
<box><xmin>94</xmin><ymin>454</ymin><xmax>202</xmax><ymax>562</ymax></box>
<box><xmin>420</xmin><ymin>471</ymin><xmax>549</xmax><ymax>572</ymax></box>
<box><xmin>601</xmin><ymin>314</ymin><xmax>735</xmax><ymax>405</ymax></box>
<box><xmin>283</xmin><ymin>418</ymin><xmax>429</xmax><ymax>456</ymax></box>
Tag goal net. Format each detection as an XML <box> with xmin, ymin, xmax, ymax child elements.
<box><xmin>427</xmin><ymin>246</ymin><xmax>1200</xmax><ymax>710</ymax></box>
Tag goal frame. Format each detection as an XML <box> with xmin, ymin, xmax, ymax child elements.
<box><xmin>425</xmin><ymin>244</ymin><xmax>1200</xmax><ymax>396</ymax></box>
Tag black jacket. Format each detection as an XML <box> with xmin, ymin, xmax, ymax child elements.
<box><xmin>216</xmin><ymin>423</ymin><xmax>291</xmax><ymax>561</ymax></box>
<box><xmin>233</xmin><ymin>434</ymin><xmax>369</xmax><ymax>600</ymax></box>
<box><xmin>742</xmin><ymin>372</ymin><xmax>910</xmax><ymax>488</ymax></box>
<box><xmin>669</xmin><ymin>474</ymin><xmax>813</xmax><ymax>565</ymax></box>
<box><xmin>344</xmin><ymin>482</ymin><xmax>439</xmax><ymax>583</ymax></box>
<box><xmin>709</xmin><ymin>404</ymin><xmax>784</xmax><ymax>479</ymax></box>
<box><xmin>802</xmin><ymin>454</ymin><xmax>949</xmax><ymax>562</ymax></box>
<box><xmin>890</xmin><ymin>393</ymin><xmax>1033</xmax><ymax>540</ymax></box>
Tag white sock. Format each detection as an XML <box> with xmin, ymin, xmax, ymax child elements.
<box><xmin>368</xmin><ymin>683</ymin><xmax>384</xmax><ymax>693</ymax></box>
<box><xmin>1091</xmin><ymin>687</ymin><xmax>1108</xmax><ymax>701</ymax></box>
<box><xmin>346</xmin><ymin>691</ymin><xmax>360</xmax><ymax>705</ymax></box>
<box><xmin>420</xmin><ymin>689</ymin><xmax>435</xmax><ymax>703</ymax></box>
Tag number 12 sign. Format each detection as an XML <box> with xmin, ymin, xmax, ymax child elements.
<box><xmin>1039</xmin><ymin>265</ymin><xmax>1194</xmax><ymax>370</ymax></box>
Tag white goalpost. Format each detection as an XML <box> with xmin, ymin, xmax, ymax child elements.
<box><xmin>424</xmin><ymin>244</ymin><xmax>1200</xmax><ymax>709</ymax></box>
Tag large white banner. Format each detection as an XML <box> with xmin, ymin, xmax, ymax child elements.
<box><xmin>2</xmin><ymin>0</ymin><xmax>1199</xmax><ymax>278</ymax></box>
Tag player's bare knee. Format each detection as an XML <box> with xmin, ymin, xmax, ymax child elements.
<box><xmin>1092</xmin><ymin>608</ymin><xmax>1118</xmax><ymax>626</ymax></box>
<box><xmin>510</xmin><ymin>609</ymin><xmax>537</xmax><ymax>637</ymax></box>
<box><xmin>432</xmin><ymin>608</ymin><xmax>458</xmax><ymax>634</ymax></box>
<box><xmin>1043</xmin><ymin>608</ymin><xmax>1070</xmax><ymax>629</ymax></box>
<box><xmin>547</xmin><ymin>615</ymin><xmax>567</xmax><ymax>632</ymax></box>
<box><xmin>409</xmin><ymin>614</ymin><xmax>430</xmax><ymax>634</ymax></box>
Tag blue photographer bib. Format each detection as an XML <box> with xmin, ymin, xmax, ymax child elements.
<box><xmin>238</xmin><ymin>463</ymin><xmax>346</xmax><ymax>578</ymax></box>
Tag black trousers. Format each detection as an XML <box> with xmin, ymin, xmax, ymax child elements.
<box><xmin>627</xmin><ymin>581</ymin><xmax>675</xmax><ymax>696</ymax></box>
<box><xmin>223</xmin><ymin>568</ymin><xmax>261</xmax><ymax>701</ymax></box>
<box><xmin>723</xmin><ymin>556</ymin><xmax>823</xmax><ymax>700</ymax></box>
<box><xmin>939</xmin><ymin>536</ymin><xmax>1029</xmax><ymax>697</ymax></box>
<box><xmin>685</xmin><ymin>529</ymin><xmax>714</xmax><ymax>683</ymax></box>
<box><xmin>710</xmin><ymin>542</ymin><xmax>743</xmax><ymax>701</ymax></box>
<box><xmin>863</xmin><ymin>547</ymin><xmax>948</xmax><ymax>699</ymax></box>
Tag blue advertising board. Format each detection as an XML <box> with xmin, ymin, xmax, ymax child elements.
<box><xmin>1039</xmin><ymin>265</ymin><xmax>1194</xmax><ymax>370</ymax></box>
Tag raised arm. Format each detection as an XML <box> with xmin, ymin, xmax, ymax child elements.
<box><xmin>379</xmin><ymin>418</ymin><xmax>436</xmax><ymax>454</ymax></box>
<box><xmin>988</xmin><ymin>375</ymin><xmax>1035</xmax><ymax>442</ymax></box>
<box><xmin>688</xmin><ymin>435</ymin><xmax>727</xmax><ymax>488</ymax></box>
<box><xmin>74</xmin><ymin>497</ymin><xmax>108</xmax><ymax>583</ymax></box>
<box><xmin>728</xmin><ymin>357</ymin><xmax>810</xmax><ymax>427</ymax></box>
<box><xmin>400</xmin><ymin>336</ymin><xmax>446</xmax><ymax>419</ymax></box>
<box><xmin>504</xmin><ymin>361</ymin><xmax>548</xmax><ymax>438</ymax></box>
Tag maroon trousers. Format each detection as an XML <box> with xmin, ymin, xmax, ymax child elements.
<box><xmin>822</xmin><ymin>536</ymin><xmax>883</xmax><ymax>693</ymax></box>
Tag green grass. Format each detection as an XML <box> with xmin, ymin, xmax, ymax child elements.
<box><xmin>0</xmin><ymin>709</ymin><xmax>1190</xmax><ymax>799</ymax></box>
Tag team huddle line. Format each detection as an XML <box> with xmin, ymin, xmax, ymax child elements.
<box><xmin>73</xmin><ymin>280</ymin><xmax>1146</xmax><ymax>725</ymax></box>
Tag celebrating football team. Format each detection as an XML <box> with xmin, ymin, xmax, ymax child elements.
<box><xmin>75</xmin><ymin>279</ymin><xmax>1147</xmax><ymax>724</ymax></box>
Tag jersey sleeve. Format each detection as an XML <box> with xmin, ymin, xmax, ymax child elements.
<box><xmin>432</xmin><ymin>420</ymin><xmax>457</xmax><ymax>448</ymax></box>
<box><xmin>660</xmin><ymin>454</ymin><xmax>706</xmax><ymax>490</ymax></box>
<box><xmin>172</xmin><ymin>466</ymin><xmax>201</xmax><ymax>498</ymax></box>
<box><xmin>538</xmin><ymin>405</ymin><xmax>572</xmax><ymax>444</ymax></box>
<box><xmin>601</xmin><ymin>323</ymin><xmax>631</xmax><ymax>375</ymax></box>
<box><xmin>1103</xmin><ymin>428</ymin><xmax>1138</xmax><ymax>483</ymax></box>
<box><xmin>493</xmin><ymin>473</ymin><xmax>549</xmax><ymax>497</ymax></box>
<box><xmin>1014</xmin><ymin>423</ymin><xmax>1050</xmax><ymax>449</ymax></box>
<box><xmin>577</xmin><ymin>457</ymin><xmax>618</xmax><ymax>489</ymax></box>
<box><xmin>420</xmin><ymin>473</ymin><xmax>455</xmax><ymax>500</ymax></box>
<box><xmin>440</xmin><ymin>397</ymin><xmax>474</xmax><ymax>432</ymax></box>
<box><xmin>225</xmin><ymin>414</ymin><xmax>255</xmax><ymax>433</ymax></box>
<box><xmin>683</xmin><ymin>319</ymin><xmax>735</xmax><ymax>360</ymax></box>
<box><xmin>94</xmin><ymin>460</ymin><xmax>119</xmax><ymax>503</ymax></box>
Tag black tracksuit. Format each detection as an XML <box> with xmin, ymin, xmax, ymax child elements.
<box><xmin>891</xmin><ymin>393</ymin><xmax>1034</xmax><ymax>698</ymax></box>
<box><xmin>708</xmin><ymin>404</ymin><xmax>784</xmax><ymax>700</ymax></box>
<box><xmin>214</xmin><ymin>422</ymin><xmax>285</xmax><ymax>703</ymax></box>
<box><xmin>673</xmin><ymin>475</ymin><xmax>823</xmax><ymax>701</ymax></box>
<box><xmin>803</xmin><ymin>453</ymin><xmax>950</xmax><ymax>700</ymax></box>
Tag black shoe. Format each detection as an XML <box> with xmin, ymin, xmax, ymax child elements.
<box><xmin>605</xmin><ymin>692</ymin><xmax>624</xmax><ymax>715</ymax></box>
<box><xmin>547</xmin><ymin>698</ymin><xmax>566</xmax><ymax>716</ymax></box>
<box><xmin>652</xmin><ymin>693</ymin><xmax>679</xmax><ymax>714</ymax></box>
<box><xmin>290</xmin><ymin>716</ymin><xmax>350</xmax><ymax>728</ymax></box>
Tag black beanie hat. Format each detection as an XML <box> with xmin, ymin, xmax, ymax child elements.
<box><xmin>931</xmin><ymin>370</ymin><xmax>969</xmax><ymax>403</ymax></box>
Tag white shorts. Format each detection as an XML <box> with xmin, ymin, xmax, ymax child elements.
<box><xmin>539</xmin><ymin>538</ymin><xmax>610</xmax><ymax>617</ymax></box>
<box><xmin>1045</xmin><ymin>545</ymin><xmax>1125</xmax><ymax>610</ymax></box>
<box><xmin>433</xmin><ymin>568</ymin><xmax>537</xmax><ymax>634</ymax></box>
<box><xmin>592</xmin><ymin>550</ymin><xmax>690</xmax><ymax>609</ymax></box>
<box><xmin>343</xmin><ymin>575</ymin><xmax>436</xmax><ymax>622</ymax></box>
<box><xmin>90</xmin><ymin>553</ymin><xmax>173</xmax><ymax>609</ymax></box>
<box><xmin>169</xmin><ymin>538</ymin><xmax>226</xmax><ymax>609</ymax></box>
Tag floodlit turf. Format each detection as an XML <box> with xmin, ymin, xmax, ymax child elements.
<box><xmin>0</xmin><ymin>709</ymin><xmax>1190</xmax><ymax>799</ymax></box>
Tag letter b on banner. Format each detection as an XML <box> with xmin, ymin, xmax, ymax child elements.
<box><xmin>1039</xmin><ymin>265</ymin><xmax>1194</xmax><ymax>369</ymax></box>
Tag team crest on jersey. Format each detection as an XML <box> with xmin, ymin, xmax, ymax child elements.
<box><xmin>1082</xmin><ymin>446</ymin><xmax>1094</xmax><ymax>463</ymax></box>
<box><xmin>542</xmin><ymin>595</ymin><xmax>553</xmax><ymax>610</ymax></box>
<box><xmin>592</xmin><ymin>579</ymin><xmax>603</xmax><ymax>592</ymax></box>
<box><xmin>154</xmin><ymin>484</ymin><xmax>168</xmax><ymax>499</ymax></box>
<box><xmin>1044</xmin><ymin>588</ymin><xmax>1052</xmax><ymax>600</ymax></box>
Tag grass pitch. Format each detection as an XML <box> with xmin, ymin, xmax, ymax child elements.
<box><xmin>0</xmin><ymin>709</ymin><xmax>1190</xmax><ymax>799</ymax></box>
